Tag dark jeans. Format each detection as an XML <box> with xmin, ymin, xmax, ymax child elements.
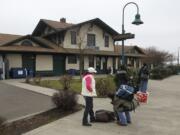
<box><xmin>82</xmin><ymin>96</ymin><xmax>95</xmax><ymax>124</ymax></box>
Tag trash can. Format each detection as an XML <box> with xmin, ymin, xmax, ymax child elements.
<box><xmin>10</xmin><ymin>68</ymin><xmax>26</xmax><ymax>78</ymax></box>
<box><xmin>67</xmin><ymin>69</ymin><xmax>76</xmax><ymax>76</ymax></box>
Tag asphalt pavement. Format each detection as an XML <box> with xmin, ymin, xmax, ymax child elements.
<box><xmin>0</xmin><ymin>82</ymin><xmax>55</xmax><ymax>122</ymax></box>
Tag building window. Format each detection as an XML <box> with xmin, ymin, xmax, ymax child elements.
<box><xmin>21</xmin><ymin>40</ymin><xmax>33</xmax><ymax>46</ymax></box>
<box><xmin>89</xmin><ymin>56</ymin><xmax>94</xmax><ymax>67</ymax></box>
<box><xmin>87</xmin><ymin>34</ymin><xmax>95</xmax><ymax>46</ymax></box>
<box><xmin>71</xmin><ymin>31</ymin><xmax>77</xmax><ymax>45</ymax></box>
<box><xmin>104</xmin><ymin>35</ymin><xmax>109</xmax><ymax>47</ymax></box>
<box><xmin>68</xmin><ymin>55</ymin><xmax>77</xmax><ymax>64</ymax></box>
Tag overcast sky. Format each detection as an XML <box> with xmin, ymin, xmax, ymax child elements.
<box><xmin>0</xmin><ymin>0</ymin><xmax>180</xmax><ymax>57</ymax></box>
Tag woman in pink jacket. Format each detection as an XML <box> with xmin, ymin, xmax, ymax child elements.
<box><xmin>81</xmin><ymin>67</ymin><xmax>97</xmax><ymax>126</ymax></box>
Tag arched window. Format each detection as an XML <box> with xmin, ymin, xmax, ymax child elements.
<box><xmin>21</xmin><ymin>40</ymin><xmax>33</xmax><ymax>46</ymax></box>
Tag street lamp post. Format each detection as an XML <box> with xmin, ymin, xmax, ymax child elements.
<box><xmin>121</xmin><ymin>2</ymin><xmax>143</xmax><ymax>65</ymax></box>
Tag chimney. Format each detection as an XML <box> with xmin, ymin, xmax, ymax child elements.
<box><xmin>60</xmin><ymin>18</ymin><xmax>66</xmax><ymax>23</ymax></box>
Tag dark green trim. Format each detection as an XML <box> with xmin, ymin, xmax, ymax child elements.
<box><xmin>53</xmin><ymin>55</ymin><xmax>66</xmax><ymax>76</ymax></box>
<box><xmin>22</xmin><ymin>54</ymin><xmax>36</xmax><ymax>72</ymax></box>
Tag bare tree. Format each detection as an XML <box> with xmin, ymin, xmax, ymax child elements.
<box><xmin>76</xmin><ymin>24</ymin><xmax>93</xmax><ymax>78</ymax></box>
<box><xmin>142</xmin><ymin>46</ymin><xmax>175</xmax><ymax>67</ymax></box>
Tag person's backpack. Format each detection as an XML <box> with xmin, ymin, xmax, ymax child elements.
<box><xmin>95</xmin><ymin>110</ymin><xmax>115</xmax><ymax>122</ymax></box>
<box><xmin>116</xmin><ymin>85</ymin><xmax>134</xmax><ymax>101</ymax></box>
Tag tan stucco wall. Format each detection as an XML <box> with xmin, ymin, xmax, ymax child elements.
<box><xmin>63</xmin><ymin>23</ymin><xmax>114</xmax><ymax>51</ymax></box>
<box><xmin>107</xmin><ymin>57</ymin><xmax>113</xmax><ymax>68</ymax></box>
<box><xmin>84</xmin><ymin>56</ymin><xmax>89</xmax><ymax>70</ymax></box>
<box><xmin>0</xmin><ymin>55</ymin><xmax>2</xmax><ymax>62</ymax></box>
<box><xmin>36</xmin><ymin>55</ymin><xmax>53</xmax><ymax>71</ymax></box>
<box><xmin>65</xmin><ymin>56</ymin><xmax>80</xmax><ymax>70</ymax></box>
<box><xmin>115</xmin><ymin>57</ymin><xmax>119</xmax><ymax>69</ymax></box>
<box><xmin>6</xmin><ymin>54</ymin><xmax>22</xmax><ymax>68</ymax></box>
<box><xmin>134</xmin><ymin>59</ymin><xmax>136</xmax><ymax>68</ymax></box>
<box><xmin>127</xmin><ymin>58</ymin><xmax>130</xmax><ymax>65</ymax></box>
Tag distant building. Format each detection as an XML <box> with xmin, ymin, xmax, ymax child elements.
<box><xmin>0</xmin><ymin>18</ymin><xmax>146</xmax><ymax>78</ymax></box>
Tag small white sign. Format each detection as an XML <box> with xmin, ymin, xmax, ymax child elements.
<box><xmin>18</xmin><ymin>70</ymin><xmax>23</xmax><ymax>75</ymax></box>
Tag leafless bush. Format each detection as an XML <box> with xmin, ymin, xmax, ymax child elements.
<box><xmin>33</xmin><ymin>75</ymin><xmax>42</xmax><ymax>85</ymax></box>
<box><xmin>52</xmin><ymin>90</ymin><xmax>78</xmax><ymax>111</ymax></box>
<box><xmin>59</xmin><ymin>75</ymin><xmax>72</xmax><ymax>90</ymax></box>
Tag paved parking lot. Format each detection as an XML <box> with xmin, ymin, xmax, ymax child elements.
<box><xmin>0</xmin><ymin>82</ymin><xmax>55</xmax><ymax>121</ymax></box>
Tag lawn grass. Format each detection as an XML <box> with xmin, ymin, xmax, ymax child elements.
<box><xmin>32</xmin><ymin>75</ymin><xmax>116</xmax><ymax>94</ymax></box>
<box><xmin>37</xmin><ymin>79</ymin><xmax>82</xmax><ymax>93</ymax></box>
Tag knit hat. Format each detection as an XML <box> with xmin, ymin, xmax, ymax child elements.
<box><xmin>87</xmin><ymin>67</ymin><xmax>97</xmax><ymax>73</ymax></box>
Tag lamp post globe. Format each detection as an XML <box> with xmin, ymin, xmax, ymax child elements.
<box><xmin>132</xmin><ymin>13</ymin><xmax>144</xmax><ymax>25</ymax></box>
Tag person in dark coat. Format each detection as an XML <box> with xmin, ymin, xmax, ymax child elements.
<box><xmin>114</xmin><ymin>65</ymin><xmax>128</xmax><ymax>90</ymax></box>
<box><xmin>138</xmin><ymin>63</ymin><xmax>149</xmax><ymax>93</ymax></box>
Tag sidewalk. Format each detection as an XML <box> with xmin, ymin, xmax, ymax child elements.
<box><xmin>2</xmin><ymin>79</ymin><xmax>58</xmax><ymax>97</ymax></box>
<box><xmin>2</xmin><ymin>75</ymin><xmax>180</xmax><ymax>135</ymax></box>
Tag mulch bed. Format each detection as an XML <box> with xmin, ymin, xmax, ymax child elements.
<box><xmin>0</xmin><ymin>105</ymin><xmax>83</xmax><ymax>135</ymax></box>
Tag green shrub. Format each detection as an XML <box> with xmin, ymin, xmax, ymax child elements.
<box><xmin>150</xmin><ymin>67</ymin><xmax>163</xmax><ymax>79</ymax></box>
<box><xmin>52</xmin><ymin>90</ymin><xmax>78</xmax><ymax>111</ymax></box>
<box><xmin>167</xmin><ymin>65</ymin><xmax>179</xmax><ymax>75</ymax></box>
<box><xmin>59</xmin><ymin>75</ymin><xmax>72</xmax><ymax>90</ymax></box>
<box><xmin>96</xmin><ymin>76</ymin><xmax>116</xmax><ymax>97</ymax></box>
<box><xmin>150</xmin><ymin>65</ymin><xmax>179</xmax><ymax>80</ymax></box>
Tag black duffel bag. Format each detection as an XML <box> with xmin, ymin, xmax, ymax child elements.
<box><xmin>95</xmin><ymin>109</ymin><xmax>115</xmax><ymax>122</ymax></box>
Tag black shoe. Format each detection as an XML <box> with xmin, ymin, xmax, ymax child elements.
<box><xmin>117</xmin><ymin>122</ymin><xmax>127</xmax><ymax>126</ymax></box>
<box><xmin>120</xmin><ymin>123</ymin><xmax>127</xmax><ymax>126</ymax></box>
<box><xmin>127</xmin><ymin>121</ymin><xmax>131</xmax><ymax>124</ymax></box>
<box><xmin>90</xmin><ymin>119</ymin><xmax>96</xmax><ymax>123</ymax></box>
<box><xmin>82</xmin><ymin>123</ymin><xmax>92</xmax><ymax>126</ymax></box>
